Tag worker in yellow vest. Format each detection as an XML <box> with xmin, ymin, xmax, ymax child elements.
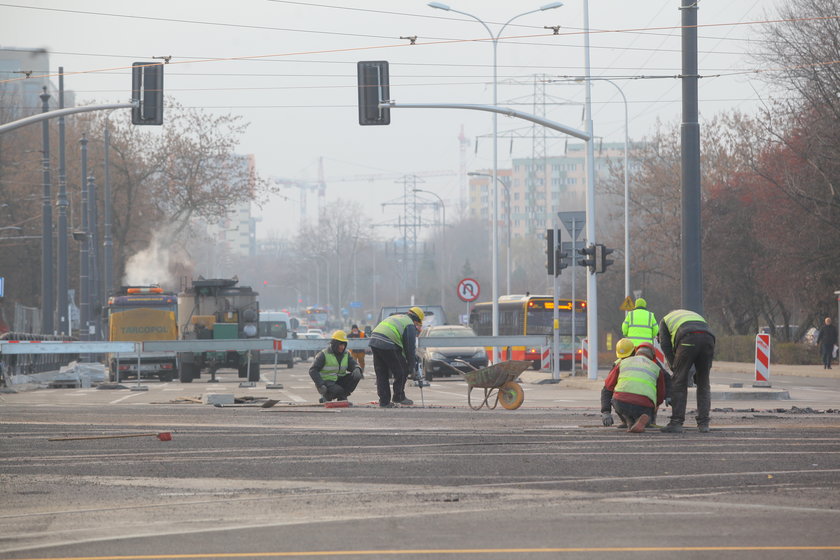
<box><xmin>369</xmin><ymin>306</ymin><xmax>424</xmax><ymax>407</ymax></box>
<box><xmin>621</xmin><ymin>298</ymin><xmax>658</xmax><ymax>347</ymax></box>
<box><xmin>309</xmin><ymin>330</ymin><xmax>363</xmax><ymax>403</ymax></box>
<box><xmin>658</xmin><ymin>309</ymin><xmax>716</xmax><ymax>433</ymax></box>
<box><xmin>600</xmin><ymin>342</ymin><xmax>671</xmax><ymax>433</ymax></box>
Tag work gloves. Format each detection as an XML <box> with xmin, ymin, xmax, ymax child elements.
<box><xmin>601</xmin><ymin>412</ymin><xmax>614</xmax><ymax>427</ymax></box>
<box><xmin>317</xmin><ymin>384</ymin><xmax>328</xmax><ymax>396</ymax></box>
<box><xmin>351</xmin><ymin>368</ymin><xmax>363</xmax><ymax>382</ymax></box>
<box><xmin>665</xmin><ymin>397</ymin><xmax>672</xmax><ymax>406</ymax></box>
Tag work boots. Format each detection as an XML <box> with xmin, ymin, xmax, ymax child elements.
<box><xmin>660</xmin><ymin>423</ymin><xmax>684</xmax><ymax>433</ymax></box>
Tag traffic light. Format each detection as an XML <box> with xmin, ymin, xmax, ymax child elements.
<box><xmin>556</xmin><ymin>249</ymin><xmax>569</xmax><ymax>274</ymax></box>
<box><xmin>577</xmin><ymin>243</ymin><xmax>596</xmax><ymax>272</ymax></box>
<box><xmin>357</xmin><ymin>60</ymin><xmax>390</xmax><ymax>126</ymax></box>
<box><xmin>545</xmin><ymin>229</ymin><xmax>555</xmax><ymax>275</ymax></box>
<box><xmin>595</xmin><ymin>244</ymin><xmax>615</xmax><ymax>273</ymax></box>
<box><xmin>131</xmin><ymin>62</ymin><xmax>164</xmax><ymax>125</ymax></box>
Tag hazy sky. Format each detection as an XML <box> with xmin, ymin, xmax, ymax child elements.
<box><xmin>1</xmin><ymin>0</ymin><xmax>776</xmax><ymax>238</ymax></box>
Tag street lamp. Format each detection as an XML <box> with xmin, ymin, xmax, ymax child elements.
<box><xmin>572</xmin><ymin>76</ymin><xmax>630</xmax><ymax>300</ymax></box>
<box><xmin>429</xmin><ymin>1</ymin><xmax>563</xmax><ymax>361</ymax></box>
<box><xmin>468</xmin><ymin>172</ymin><xmax>511</xmax><ymax>294</ymax></box>
<box><xmin>412</xmin><ymin>188</ymin><xmax>446</xmax><ymax>307</ymax></box>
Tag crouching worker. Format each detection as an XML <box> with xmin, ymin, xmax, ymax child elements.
<box><xmin>601</xmin><ymin>342</ymin><xmax>670</xmax><ymax>433</ymax></box>
<box><xmin>309</xmin><ymin>330</ymin><xmax>363</xmax><ymax>403</ymax></box>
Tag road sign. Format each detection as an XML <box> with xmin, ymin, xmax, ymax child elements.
<box><xmin>457</xmin><ymin>278</ymin><xmax>480</xmax><ymax>302</ymax></box>
<box><xmin>0</xmin><ymin>276</ymin><xmax>4</xmax><ymax>297</ymax></box>
<box><xmin>620</xmin><ymin>296</ymin><xmax>635</xmax><ymax>311</ymax></box>
<box><xmin>557</xmin><ymin>211</ymin><xmax>586</xmax><ymax>240</ymax></box>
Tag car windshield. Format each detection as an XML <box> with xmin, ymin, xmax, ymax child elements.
<box><xmin>428</xmin><ymin>327</ymin><xmax>476</xmax><ymax>337</ymax></box>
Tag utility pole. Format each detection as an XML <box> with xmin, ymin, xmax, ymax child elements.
<box><xmin>103</xmin><ymin>123</ymin><xmax>114</xmax><ymax>302</ymax></box>
<box><xmin>39</xmin><ymin>87</ymin><xmax>54</xmax><ymax>334</ymax></box>
<box><xmin>681</xmin><ymin>0</ymin><xmax>703</xmax><ymax>314</ymax></box>
<box><xmin>79</xmin><ymin>135</ymin><xmax>89</xmax><ymax>341</ymax></box>
<box><xmin>57</xmin><ymin>68</ymin><xmax>69</xmax><ymax>335</ymax></box>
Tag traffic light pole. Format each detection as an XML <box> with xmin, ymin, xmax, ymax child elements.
<box><xmin>0</xmin><ymin>102</ymin><xmax>136</xmax><ymax>135</ymax></box>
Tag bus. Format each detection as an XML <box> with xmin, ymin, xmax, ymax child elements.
<box><xmin>303</xmin><ymin>307</ymin><xmax>329</xmax><ymax>331</ymax></box>
<box><xmin>469</xmin><ymin>294</ymin><xmax>587</xmax><ymax>370</ymax></box>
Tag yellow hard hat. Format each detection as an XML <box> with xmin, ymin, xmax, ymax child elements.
<box><xmin>331</xmin><ymin>330</ymin><xmax>348</xmax><ymax>343</ymax></box>
<box><xmin>408</xmin><ymin>306</ymin><xmax>425</xmax><ymax>322</ymax></box>
<box><xmin>635</xmin><ymin>297</ymin><xmax>647</xmax><ymax>309</ymax></box>
<box><xmin>616</xmin><ymin>338</ymin><xmax>635</xmax><ymax>359</ymax></box>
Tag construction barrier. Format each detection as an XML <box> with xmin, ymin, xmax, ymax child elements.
<box><xmin>541</xmin><ymin>346</ymin><xmax>551</xmax><ymax>370</ymax></box>
<box><xmin>581</xmin><ymin>338</ymin><xmax>588</xmax><ymax>373</ymax></box>
<box><xmin>754</xmin><ymin>332</ymin><xmax>771</xmax><ymax>387</ymax></box>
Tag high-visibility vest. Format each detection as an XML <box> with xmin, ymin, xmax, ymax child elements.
<box><xmin>320</xmin><ymin>350</ymin><xmax>350</xmax><ymax>382</ymax></box>
<box><xmin>623</xmin><ymin>308</ymin><xmax>658</xmax><ymax>345</ymax></box>
<box><xmin>372</xmin><ymin>315</ymin><xmax>413</xmax><ymax>350</ymax></box>
<box><xmin>615</xmin><ymin>355</ymin><xmax>659</xmax><ymax>404</ymax></box>
<box><xmin>663</xmin><ymin>309</ymin><xmax>707</xmax><ymax>346</ymax></box>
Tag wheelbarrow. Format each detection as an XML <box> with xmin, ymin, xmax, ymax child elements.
<box><xmin>449</xmin><ymin>359</ymin><xmax>531</xmax><ymax>411</ymax></box>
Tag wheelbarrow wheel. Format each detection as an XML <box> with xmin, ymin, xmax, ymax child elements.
<box><xmin>498</xmin><ymin>381</ymin><xmax>524</xmax><ymax>410</ymax></box>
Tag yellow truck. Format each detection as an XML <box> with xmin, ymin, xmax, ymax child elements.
<box><xmin>105</xmin><ymin>285</ymin><xmax>179</xmax><ymax>382</ymax></box>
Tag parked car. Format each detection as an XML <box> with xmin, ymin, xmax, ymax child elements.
<box><xmin>418</xmin><ymin>325</ymin><xmax>488</xmax><ymax>382</ymax></box>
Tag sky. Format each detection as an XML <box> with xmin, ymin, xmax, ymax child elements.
<box><xmin>0</xmin><ymin>0</ymin><xmax>777</xmax><ymax>239</ymax></box>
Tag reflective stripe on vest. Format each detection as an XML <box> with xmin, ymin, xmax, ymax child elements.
<box><xmin>320</xmin><ymin>351</ymin><xmax>349</xmax><ymax>382</ymax></box>
<box><xmin>625</xmin><ymin>309</ymin><xmax>656</xmax><ymax>344</ymax></box>
<box><xmin>663</xmin><ymin>309</ymin><xmax>706</xmax><ymax>346</ymax></box>
<box><xmin>373</xmin><ymin>315</ymin><xmax>412</xmax><ymax>349</ymax></box>
<box><xmin>615</xmin><ymin>356</ymin><xmax>659</xmax><ymax>403</ymax></box>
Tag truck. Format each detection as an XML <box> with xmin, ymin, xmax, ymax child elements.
<box><xmin>176</xmin><ymin>277</ymin><xmax>261</xmax><ymax>383</ymax></box>
<box><xmin>104</xmin><ymin>285</ymin><xmax>179</xmax><ymax>382</ymax></box>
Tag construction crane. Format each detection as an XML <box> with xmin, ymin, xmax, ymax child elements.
<box><xmin>271</xmin><ymin>157</ymin><xmax>327</xmax><ymax>222</ymax></box>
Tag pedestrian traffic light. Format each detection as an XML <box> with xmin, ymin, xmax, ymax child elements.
<box><xmin>577</xmin><ymin>243</ymin><xmax>596</xmax><ymax>272</ymax></box>
<box><xmin>131</xmin><ymin>62</ymin><xmax>164</xmax><ymax>126</ymax></box>
<box><xmin>595</xmin><ymin>244</ymin><xmax>615</xmax><ymax>273</ymax></box>
<box><xmin>357</xmin><ymin>60</ymin><xmax>390</xmax><ymax>126</ymax></box>
<box><xmin>545</xmin><ymin>229</ymin><xmax>555</xmax><ymax>276</ymax></box>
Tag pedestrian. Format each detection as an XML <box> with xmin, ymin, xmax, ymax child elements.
<box><xmin>369</xmin><ymin>306</ymin><xmax>424</xmax><ymax>407</ymax></box>
<box><xmin>601</xmin><ymin>342</ymin><xmax>671</xmax><ymax>433</ymax></box>
<box><xmin>308</xmin><ymin>330</ymin><xmax>363</xmax><ymax>403</ymax></box>
<box><xmin>347</xmin><ymin>324</ymin><xmax>366</xmax><ymax>372</ymax></box>
<box><xmin>658</xmin><ymin>309</ymin><xmax>716</xmax><ymax>433</ymax></box>
<box><xmin>621</xmin><ymin>297</ymin><xmax>658</xmax><ymax>347</ymax></box>
<box><xmin>816</xmin><ymin>317</ymin><xmax>838</xmax><ymax>370</ymax></box>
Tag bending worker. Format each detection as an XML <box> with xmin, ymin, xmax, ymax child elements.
<box><xmin>621</xmin><ymin>297</ymin><xmax>658</xmax><ymax>347</ymax></box>
<box><xmin>658</xmin><ymin>309</ymin><xmax>716</xmax><ymax>433</ymax></box>
<box><xmin>309</xmin><ymin>330</ymin><xmax>363</xmax><ymax>403</ymax></box>
<box><xmin>369</xmin><ymin>306</ymin><xmax>424</xmax><ymax>407</ymax></box>
<box><xmin>601</xmin><ymin>342</ymin><xmax>671</xmax><ymax>433</ymax></box>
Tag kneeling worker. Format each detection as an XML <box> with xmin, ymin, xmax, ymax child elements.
<box><xmin>601</xmin><ymin>342</ymin><xmax>670</xmax><ymax>433</ymax></box>
<box><xmin>309</xmin><ymin>330</ymin><xmax>363</xmax><ymax>403</ymax></box>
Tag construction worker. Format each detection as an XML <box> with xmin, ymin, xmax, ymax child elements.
<box><xmin>601</xmin><ymin>342</ymin><xmax>671</xmax><ymax>433</ymax></box>
<box><xmin>347</xmin><ymin>324</ymin><xmax>366</xmax><ymax>372</ymax></box>
<box><xmin>369</xmin><ymin>306</ymin><xmax>424</xmax><ymax>407</ymax></box>
<box><xmin>621</xmin><ymin>297</ymin><xmax>659</xmax><ymax>347</ymax></box>
<box><xmin>309</xmin><ymin>330</ymin><xmax>363</xmax><ymax>403</ymax></box>
<box><xmin>658</xmin><ymin>309</ymin><xmax>716</xmax><ymax>433</ymax></box>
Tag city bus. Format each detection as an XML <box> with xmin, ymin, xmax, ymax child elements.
<box><xmin>468</xmin><ymin>295</ymin><xmax>586</xmax><ymax>369</ymax></box>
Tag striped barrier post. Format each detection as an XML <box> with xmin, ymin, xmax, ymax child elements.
<box><xmin>581</xmin><ymin>338</ymin><xmax>588</xmax><ymax>375</ymax></box>
<box><xmin>541</xmin><ymin>346</ymin><xmax>551</xmax><ymax>371</ymax></box>
<box><xmin>754</xmin><ymin>333</ymin><xmax>771</xmax><ymax>387</ymax></box>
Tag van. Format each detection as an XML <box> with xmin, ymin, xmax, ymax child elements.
<box><xmin>258</xmin><ymin>311</ymin><xmax>295</xmax><ymax>367</ymax></box>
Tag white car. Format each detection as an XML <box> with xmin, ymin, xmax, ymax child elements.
<box><xmin>306</xmin><ymin>328</ymin><xmax>325</xmax><ymax>337</ymax></box>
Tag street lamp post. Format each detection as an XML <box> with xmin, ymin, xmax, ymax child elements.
<box><xmin>412</xmin><ymin>188</ymin><xmax>446</xmax><ymax>307</ymax></box>
<box><xmin>468</xmin><ymin>172</ymin><xmax>511</xmax><ymax>294</ymax></box>
<box><xmin>429</xmin><ymin>1</ymin><xmax>563</xmax><ymax>361</ymax></box>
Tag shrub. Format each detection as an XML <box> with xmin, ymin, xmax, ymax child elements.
<box><xmin>714</xmin><ymin>335</ymin><xmax>819</xmax><ymax>365</ymax></box>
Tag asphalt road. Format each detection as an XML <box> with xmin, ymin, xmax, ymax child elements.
<box><xmin>1</xmin><ymin>361</ymin><xmax>839</xmax><ymax>559</ymax></box>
